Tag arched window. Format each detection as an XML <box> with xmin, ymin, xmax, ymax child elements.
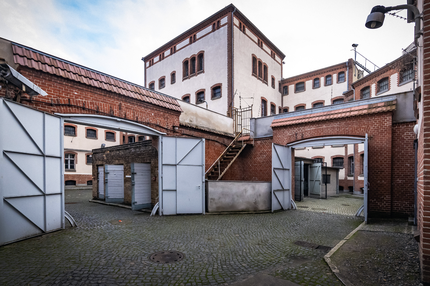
<box><xmin>377</xmin><ymin>77</ymin><xmax>389</xmax><ymax>93</ymax></box>
<box><xmin>252</xmin><ymin>56</ymin><xmax>257</xmax><ymax>75</ymax></box>
<box><xmin>325</xmin><ymin>75</ymin><xmax>332</xmax><ymax>85</ymax></box>
<box><xmin>190</xmin><ymin>57</ymin><xmax>196</xmax><ymax>75</ymax></box>
<box><xmin>338</xmin><ymin>72</ymin><xmax>345</xmax><ymax>83</ymax></box>
<box><xmin>295</xmin><ymin>82</ymin><xmax>305</xmax><ymax>92</ymax></box>
<box><xmin>211</xmin><ymin>84</ymin><xmax>222</xmax><ymax>99</ymax></box>
<box><xmin>196</xmin><ymin>90</ymin><xmax>205</xmax><ymax>104</ymax></box>
<box><xmin>361</xmin><ymin>86</ymin><xmax>370</xmax><ymax>99</ymax></box>
<box><xmin>183</xmin><ymin>60</ymin><xmax>189</xmax><ymax>78</ymax></box>
<box><xmin>64</xmin><ymin>125</ymin><xmax>76</xmax><ymax>136</ymax></box>
<box><xmin>182</xmin><ymin>95</ymin><xmax>190</xmax><ymax>103</ymax></box>
<box><xmin>261</xmin><ymin>98</ymin><xmax>267</xmax><ymax>117</ymax></box>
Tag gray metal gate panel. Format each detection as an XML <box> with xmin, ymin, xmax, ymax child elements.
<box><xmin>310</xmin><ymin>163</ymin><xmax>322</xmax><ymax>197</ymax></box>
<box><xmin>160</xmin><ymin>137</ymin><xmax>205</xmax><ymax>215</ymax></box>
<box><xmin>294</xmin><ymin>161</ymin><xmax>304</xmax><ymax>201</ymax></box>
<box><xmin>272</xmin><ymin>144</ymin><xmax>291</xmax><ymax>212</ymax></box>
<box><xmin>0</xmin><ymin>99</ymin><xmax>63</xmax><ymax>246</ymax></box>
<box><xmin>131</xmin><ymin>163</ymin><xmax>151</xmax><ymax>210</ymax></box>
<box><xmin>98</xmin><ymin>166</ymin><xmax>104</xmax><ymax>199</ymax></box>
<box><xmin>105</xmin><ymin>165</ymin><xmax>124</xmax><ymax>203</ymax></box>
<box><xmin>364</xmin><ymin>134</ymin><xmax>368</xmax><ymax>223</ymax></box>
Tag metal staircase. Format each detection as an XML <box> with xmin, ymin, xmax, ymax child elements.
<box><xmin>205</xmin><ymin>130</ymin><xmax>250</xmax><ymax>181</ymax></box>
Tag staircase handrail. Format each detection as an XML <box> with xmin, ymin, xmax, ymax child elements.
<box><xmin>205</xmin><ymin>128</ymin><xmax>245</xmax><ymax>175</ymax></box>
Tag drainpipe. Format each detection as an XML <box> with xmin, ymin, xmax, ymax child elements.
<box><xmin>231</xmin><ymin>6</ymin><xmax>236</xmax><ymax>116</ymax></box>
<box><xmin>346</xmin><ymin>61</ymin><xmax>350</xmax><ymax>91</ymax></box>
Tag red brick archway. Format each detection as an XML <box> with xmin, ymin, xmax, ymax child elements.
<box><xmin>271</xmin><ymin>100</ymin><xmax>415</xmax><ymax>218</ymax></box>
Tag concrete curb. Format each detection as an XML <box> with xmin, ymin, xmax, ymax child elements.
<box><xmin>324</xmin><ymin>221</ymin><xmax>365</xmax><ymax>286</ymax></box>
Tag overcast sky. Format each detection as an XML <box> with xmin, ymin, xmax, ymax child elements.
<box><xmin>0</xmin><ymin>0</ymin><xmax>414</xmax><ymax>86</ymax></box>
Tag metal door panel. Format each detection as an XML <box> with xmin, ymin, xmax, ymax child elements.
<box><xmin>160</xmin><ymin>137</ymin><xmax>204</xmax><ymax>215</ymax></box>
<box><xmin>3</xmin><ymin>158</ymin><xmax>42</xmax><ymax>197</ymax></box>
<box><xmin>163</xmin><ymin>191</ymin><xmax>177</xmax><ymax>215</ymax></box>
<box><xmin>98</xmin><ymin>166</ymin><xmax>104</xmax><ymax>199</ymax></box>
<box><xmin>294</xmin><ymin>161</ymin><xmax>304</xmax><ymax>201</ymax></box>
<box><xmin>364</xmin><ymin>134</ymin><xmax>368</xmax><ymax>223</ymax></box>
<box><xmin>162</xmin><ymin>165</ymin><xmax>176</xmax><ymax>190</ymax></box>
<box><xmin>2</xmin><ymin>106</ymin><xmax>41</xmax><ymax>155</ymax></box>
<box><xmin>177</xmin><ymin>165</ymin><xmax>203</xmax><ymax>214</ymax></box>
<box><xmin>105</xmin><ymin>165</ymin><xmax>124</xmax><ymax>203</ymax></box>
<box><xmin>1</xmin><ymin>99</ymin><xmax>63</xmax><ymax>246</ymax></box>
<box><xmin>45</xmin><ymin>157</ymin><xmax>62</xmax><ymax>194</ymax></box>
<box><xmin>5</xmin><ymin>196</ymin><xmax>45</xmax><ymax>230</ymax></box>
<box><xmin>272</xmin><ymin>144</ymin><xmax>291</xmax><ymax>212</ymax></box>
<box><xmin>131</xmin><ymin>163</ymin><xmax>151</xmax><ymax>210</ymax></box>
<box><xmin>45</xmin><ymin>195</ymin><xmax>62</xmax><ymax>231</ymax></box>
<box><xmin>310</xmin><ymin>163</ymin><xmax>321</xmax><ymax>196</ymax></box>
<box><xmin>5</xmin><ymin>153</ymin><xmax>44</xmax><ymax>190</ymax></box>
<box><xmin>177</xmin><ymin>138</ymin><xmax>202</xmax><ymax>165</ymax></box>
<box><xmin>163</xmin><ymin>137</ymin><xmax>177</xmax><ymax>164</ymax></box>
<box><xmin>45</xmin><ymin>115</ymin><xmax>61</xmax><ymax>157</ymax></box>
<box><xmin>5</xmin><ymin>100</ymin><xmax>44</xmax><ymax>151</ymax></box>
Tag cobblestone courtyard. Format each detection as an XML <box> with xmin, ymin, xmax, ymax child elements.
<box><xmin>0</xmin><ymin>189</ymin><xmax>363</xmax><ymax>285</ymax></box>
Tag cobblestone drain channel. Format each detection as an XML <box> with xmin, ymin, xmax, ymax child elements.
<box><xmin>0</xmin><ymin>189</ymin><xmax>363</xmax><ymax>286</ymax></box>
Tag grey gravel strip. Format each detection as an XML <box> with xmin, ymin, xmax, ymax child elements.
<box><xmin>324</xmin><ymin>221</ymin><xmax>365</xmax><ymax>286</ymax></box>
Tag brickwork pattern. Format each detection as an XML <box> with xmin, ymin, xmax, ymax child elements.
<box><xmin>64</xmin><ymin>174</ymin><xmax>92</xmax><ymax>186</ymax></box>
<box><xmin>91</xmin><ymin>141</ymin><xmax>158</xmax><ymax>205</ymax></box>
<box><xmin>391</xmin><ymin>122</ymin><xmax>415</xmax><ymax>217</ymax></box>
<box><xmin>14</xmin><ymin>68</ymin><xmax>181</xmax><ymax>135</ymax></box>
<box><xmin>273</xmin><ymin>112</ymin><xmax>393</xmax><ymax>217</ymax></box>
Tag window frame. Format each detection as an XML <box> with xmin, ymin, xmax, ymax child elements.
<box><xmin>295</xmin><ymin>104</ymin><xmax>306</xmax><ymax>111</ymax></box>
<box><xmin>360</xmin><ymin>86</ymin><xmax>370</xmax><ymax>99</ymax></box>
<box><xmin>270</xmin><ymin>102</ymin><xmax>276</xmax><ymax>115</ymax></box>
<box><xmin>182</xmin><ymin>59</ymin><xmax>189</xmax><ymax>79</ymax></box>
<box><xmin>170</xmin><ymin>71</ymin><xmax>176</xmax><ymax>84</ymax></box>
<box><xmin>313</xmin><ymin>78</ymin><xmax>320</xmax><ymax>89</ymax></box>
<box><xmin>182</xmin><ymin>94</ymin><xmax>191</xmax><ymax>103</ymax></box>
<box><xmin>196</xmin><ymin>89</ymin><xmax>206</xmax><ymax>105</ymax></box>
<box><xmin>400</xmin><ymin>66</ymin><xmax>414</xmax><ymax>84</ymax></box>
<box><xmin>64</xmin><ymin>124</ymin><xmax>77</xmax><ymax>137</ymax></box>
<box><xmin>105</xmin><ymin>130</ymin><xmax>116</xmax><ymax>142</ymax></box>
<box><xmin>211</xmin><ymin>84</ymin><xmax>222</xmax><ymax>100</ymax></box>
<box><xmin>148</xmin><ymin>81</ymin><xmax>155</xmax><ymax>90</ymax></box>
<box><xmin>252</xmin><ymin>56</ymin><xmax>257</xmax><ymax>76</ymax></box>
<box><xmin>312</xmin><ymin>101</ymin><xmax>324</xmax><ymax>108</ymax></box>
<box><xmin>377</xmin><ymin>77</ymin><xmax>389</xmax><ymax>94</ymax></box>
<box><xmin>338</xmin><ymin>72</ymin><xmax>345</xmax><ymax>83</ymax></box>
<box><xmin>65</xmin><ymin>152</ymin><xmax>76</xmax><ymax>171</ymax></box>
<box><xmin>325</xmin><ymin>75</ymin><xmax>332</xmax><ymax>86</ymax></box>
<box><xmin>190</xmin><ymin>56</ymin><xmax>196</xmax><ymax>76</ymax></box>
<box><xmin>295</xmin><ymin>82</ymin><xmax>305</xmax><ymax>93</ymax></box>
<box><xmin>128</xmin><ymin>136</ymin><xmax>136</xmax><ymax>143</ymax></box>
<box><xmin>261</xmin><ymin>98</ymin><xmax>268</xmax><ymax>117</ymax></box>
<box><xmin>271</xmin><ymin>76</ymin><xmax>275</xmax><ymax>89</ymax></box>
<box><xmin>197</xmin><ymin>52</ymin><xmax>204</xmax><ymax>73</ymax></box>
<box><xmin>86</xmin><ymin>153</ymin><xmax>93</xmax><ymax>165</ymax></box>
<box><xmin>332</xmin><ymin>97</ymin><xmax>344</xmax><ymax>105</ymax></box>
<box><xmin>332</xmin><ymin>157</ymin><xmax>344</xmax><ymax>168</ymax></box>
<box><xmin>158</xmin><ymin>76</ymin><xmax>166</xmax><ymax>89</ymax></box>
<box><xmin>282</xmin><ymin>85</ymin><xmax>288</xmax><ymax>95</ymax></box>
<box><xmin>85</xmin><ymin>127</ymin><xmax>98</xmax><ymax>139</ymax></box>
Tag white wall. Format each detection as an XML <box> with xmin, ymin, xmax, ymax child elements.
<box><xmin>146</xmin><ymin>18</ymin><xmax>229</xmax><ymax>115</ymax></box>
<box><xmin>179</xmin><ymin>101</ymin><xmax>233</xmax><ymax>135</ymax></box>
<box><xmin>282</xmin><ymin>73</ymin><xmax>348</xmax><ymax>111</ymax></box>
<box><xmin>233</xmin><ymin>24</ymin><xmax>282</xmax><ymax>117</ymax></box>
<box><xmin>370</xmin><ymin>73</ymin><xmax>414</xmax><ymax>98</ymax></box>
<box><xmin>64</xmin><ymin>124</ymin><xmax>120</xmax><ymax>175</ymax></box>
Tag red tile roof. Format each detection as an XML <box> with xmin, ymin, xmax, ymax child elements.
<box><xmin>12</xmin><ymin>43</ymin><xmax>181</xmax><ymax>112</ymax></box>
<box><xmin>271</xmin><ymin>100</ymin><xmax>397</xmax><ymax>128</ymax></box>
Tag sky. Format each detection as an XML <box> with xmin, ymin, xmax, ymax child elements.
<box><xmin>0</xmin><ymin>0</ymin><xmax>414</xmax><ymax>86</ymax></box>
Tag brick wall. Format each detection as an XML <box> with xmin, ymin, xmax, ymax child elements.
<box><xmin>10</xmin><ymin>67</ymin><xmax>181</xmax><ymax>135</ymax></box>
<box><xmin>64</xmin><ymin>174</ymin><xmax>92</xmax><ymax>186</ymax></box>
<box><xmin>391</xmin><ymin>122</ymin><xmax>415</xmax><ymax>217</ymax></box>
<box><xmin>92</xmin><ymin>141</ymin><xmax>158</xmax><ymax>206</ymax></box>
<box><xmin>222</xmin><ymin>137</ymin><xmax>273</xmax><ymax>181</ymax></box>
<box><xmin>273</xmin><ymin>112</ymin><xmax>394</xmax><ymax>217</ymax></box>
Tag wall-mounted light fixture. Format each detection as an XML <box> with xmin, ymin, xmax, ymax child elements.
<box><xmin>365</xmin><ymin>4</ymin><xmax>422</xmax><ymax>47</ymax></box>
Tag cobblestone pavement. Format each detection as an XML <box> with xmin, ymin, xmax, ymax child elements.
<box><xmin>0</xmin><ymin>189</ymin><xmax>363</xmax><ymax>286</ymax></box>
<box><xmin>295</xmin><ymin>193</ymin><xmax>364</xmax><ymax>217</ymax></box>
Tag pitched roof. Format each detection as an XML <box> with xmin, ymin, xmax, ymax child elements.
<box><xmin>271</xmin><ymin>100</ymin><xmax>396</xmax><ymax>128</ymax></box>
<box><xmin>11</xmin><ymin>42</ymin><xmax>181</xmax><ymax>112</ymax></box>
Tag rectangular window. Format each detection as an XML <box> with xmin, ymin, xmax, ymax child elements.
<box><xmin>283</xmin><ymin>86</ymin><xmax>288</xmax><ymax>95</ymax></box>
<box><xmin>64</xmin><ymin>126</ymin><xmax>76</xmax><ymax>136</ymax></box>
<box><xmin>348</xmin><ymin>156</ymin><xmax>354</xmax><ymax>176</ymax></box>
<box><xmin>159</xmin><ymin>77</ymin><xmax>165</xmax><ymax>89</ymax></box>
<box><xmin>106</xmin><ymin>132</ymin><xmax>115</xmax><ymax>141</ymax></box>
<box><xmin>65</xmin><ymin>154</ymin><xmax>75</xmax><ymax>170</ymax></box>
<box><xmin>322</xmin><ymin>174</ymin><xmax>331</xmax><ymax>184</ymax></box>
<box><xmin>333</xmin><ymin>157</ymin><xmax>344</xmax><ymax>167</ymax></box>
<box><xmin>86</xmin><ymin>154</ymin><xmax>92</xmax><ymax>164</ymax></box>
<box><xmin>264</xmin><ymin>66</ymin><xmax>268</xmax><ymax>82</ymax></box>
<box><xmin>401</xmin><ymin>67</ymin><xmax>414</xmax><ymax>83</ymax></box>
<box><xmin>252</xmin><ymin>57</ymin><xmax>257</xmax><ymax>75</ymax></box>
<box><xmin>212</xmin><ymin>86</ymin><xmax>221</xmax><ymax>99</ymax></box>
<box><xmin>258</xmin><ymin>61</ymin><xmax>262</xmax><ymax>78</ymax></box>
<box><xmin>361</xmin><ymin>87</ymin><xmax>370</xmax><ymax>99</ymax></box>
<box><xmin>378</xmin><ymin>78</ymin><xmax>389</xmax><ymax>93</ymax></box>
<box><xmin>171</xmin><ymin>72</ymin><xmax>176</xmax><ymax>84</ymax></box>
<box><xmin>325</xmin><ymin>75</ymin><xmax>332</xmax><ymax>85</ymax></box>
<box><xmin>295</xmin><ymin>82</ymin><xmax>305</xmax><ymax>92</ymax></box>
<box><xmin>86</xmin><ymin>129</ymin><xmax>97</xmax><ymax>139</ymax></box>
<box><xmin>338</xmin><ymin>72</ymin><xmax>345</xmax><ymax>82</ymax></box>
<box><xmin>197</xmin><ymin>53</ymin><xmax>204</xmax><ymax>72</ymax></box>
<box><xmin>196</xmin><ymin>91</ymin><xmax>205</xmax><ymax>104</ymax></box>
<box><xmin>190</xmin><ymin>57</ymin><xmax>196</xmax><ymax>75</ymax></box>
<box><xmin>149</xmin><ymin>82</ymin><xmax>155</xmax><ymax>90</ymax></box>
<box><xmin>128</xmin><ymin>136</ymin><xmax>135</xmax><ymax>143</ymax></box>
<box><xmin>313</xmin><ymin>78</ymin><xmax>320</xmax><ymax>88</ymax></box>
<box><xmin>261</xmin><ymin>100</ymin><xmax>267</xmax><ymax>117</ymax></box>
<box><xmin>183</xmin><ymin>60</ymin><xmax>189</xmax><ymax>78</ymax></box>
<box><xmin>271</xmin><ymin>77</ymin><xmax>275</xmax><ymax>88</ymax></box>
<box><xmin>270</xmin><ymin>104</ymin><xmax>276</xmax><ymax>115</ymax></box>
